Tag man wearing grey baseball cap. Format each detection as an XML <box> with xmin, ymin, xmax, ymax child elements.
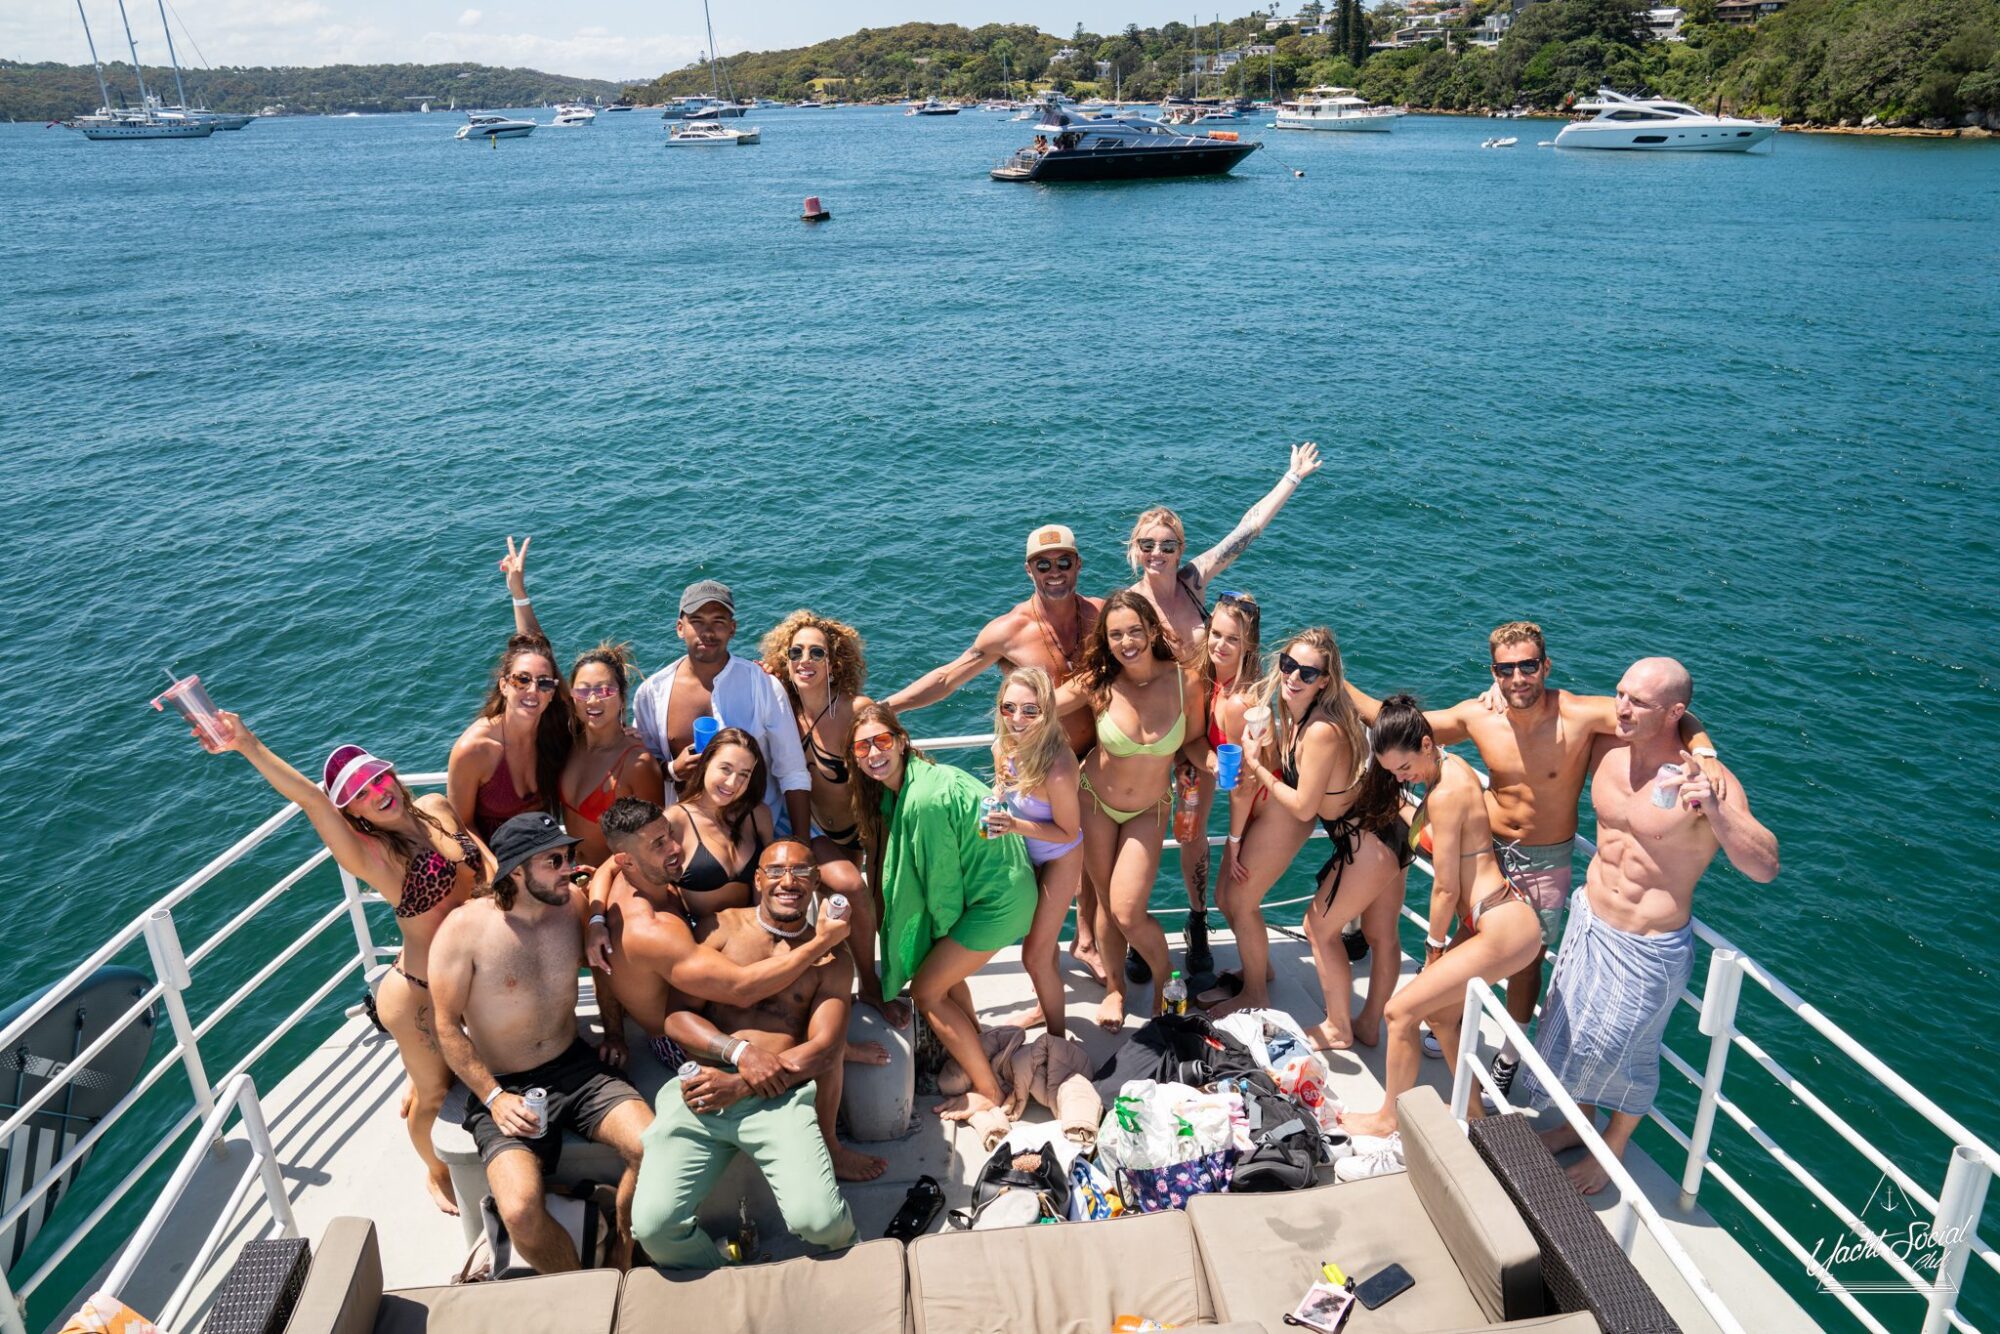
<box><xmin>630</xmin><ymin>579</ymin><xmax>813</xmax><ymax>836</ymax></box>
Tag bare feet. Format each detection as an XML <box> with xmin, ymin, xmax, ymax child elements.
<box><xmin>425</xmin><ymin>1164</ymin><xmax>461</xmax><ymax>1216</ymax></box>
<box><xmin>992</xmin><ymin>1003</ymin><xmax>1048</xmax><ymax>1032</ymax></box>
<box><xmin>1338</xmin><ymin>1107</ymin><xmax>1397</xmax><ymax>1139</ymax></box>
<box><xmin>935</xmin><ymin>1090</ymin><xmax>998</xmax><ymax>1122</ymax></box>
<box><xmin>1566</xmin><ymin>1154</ymin><xmax>1613</xmax><ymax>1195</ymax></box>
<box><xmin>1303</xmin><ymin>1020</ymin><xmax>1354</xmax><ymax>1052</ymax></box>
<box><xmin>863</xmin><ymin>995</ymin><xmax>914</xmax><ymax>1028</ymax></box>
<box><xmin>831</xmin><ymin>1142</ymin><xmax>889</xmax><ymax>1182</ymax></box>
<box><xmin>1539</xmin><ymin>1122</ymin><xmax>1584</xmax><ymax>1154</ymax></box>
<box><xmin>1095</xmin><ymin>992</ymin><xmax>1127</xmax><ymax>1032</ymax></box>
<box><xmin>845</xmin><ymin>1040</ymin><xmax>891</xmax><ymax>1066</ymax></box>
<box><xmin>1070</xmin><ymin>941</ymin><xmax>1108</xmax><ymax>988</ymax></box>
<box><xmin>1351</xmin><ymin>1012</ymin><xmax>1383</xmax><ymax>1048</ymax></box>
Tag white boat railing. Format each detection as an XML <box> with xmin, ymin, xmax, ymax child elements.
<box><xmin>1</xmin><ymin>731</ymin><xmax>1994</xmax><ymax>1334</ymax></box>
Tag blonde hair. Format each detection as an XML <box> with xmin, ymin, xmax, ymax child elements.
<box><xmin>992</xmin><ymin>667</ymin><xmax>1064</xmax><ymax>796</ymax></box>
<box><xmin>1489</xmin><ymin>621</ymin><xmax>1546</xmax><ymax>658</ymax></box>
<box><xmin>1125</xmin><ymin>506</ymin><xmax>1187</xmax><ymax>574</ymax></box>
<box><xmin>759</xmin><ymin>609</ymin><xmax>867</xmax><ymax>702</ymax></box>
<box><xmin>1258</xmin><ymin>627</ymin><xmax>1366</xmax><ymax>791</ymax></box>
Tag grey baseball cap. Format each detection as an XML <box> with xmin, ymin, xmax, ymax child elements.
<box><xmin>678</xmin><ymin>579</ymin><xmax>735</xmax><ymax>617</ymax></box>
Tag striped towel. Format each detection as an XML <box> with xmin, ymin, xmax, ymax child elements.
<box><xmin>1515</xmin><ymin>887</ymin><xmax>1694</xmax><ymax>1117</ymax></box>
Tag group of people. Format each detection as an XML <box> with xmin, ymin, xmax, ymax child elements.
<box><xmin>190</xmin><ymin>439</ymin><xmax>1780</xmax><ymax>1272</ymax></box>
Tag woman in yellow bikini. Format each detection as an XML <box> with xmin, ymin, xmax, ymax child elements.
<box><xmin>1056</xmin><ymin>591</ymin><xmax>1210</xmax><ymax>1029</ymax></box>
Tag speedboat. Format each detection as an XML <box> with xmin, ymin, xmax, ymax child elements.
<box><xmin>550</xmin><ymin>102</ymin><xmax>597</xmax><ymax>127</ymax></box>
<box><xmin>665</xmin><ymin>119</ymin><xmax>760</xmax><ymax>145</ymax></box>
<box><xmin>1555</xmin><ymin>88</ymin><xmax>1778</xmax><ymax>151</ymax></box>
<box><xmin>909</xmin><ymin>97</ymin><xmax>959</xmax><ymax>116</ymax></box>
<box><xmin>455</xmin><ymin>112</ymin><xmax>535</xmax><ymax>140</ymax></box>
<box><xmin>1275</xmin><ymin>86</ymin><xmax>1403</xmax><ymax>132</ymax></box>
<box><xmin>991</xmin><ymin>98</ymin><xmax>1260</xmax><ymax>182</ymax></box>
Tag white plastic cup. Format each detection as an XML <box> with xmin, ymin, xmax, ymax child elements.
<box><xmin>152</xmin><ymin>673</ymin><xmax>229</xmax><ymax>748</ymax></box>
<box><xmin>1243</xmin><ymin>705</ymin><xmax>1272</xmax><ymax>742</ymax></box>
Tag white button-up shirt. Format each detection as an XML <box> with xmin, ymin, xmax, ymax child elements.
<box><xmin>631</xmin><ymin>653</ymin><xmax>810</xmax><ymax>818</ymax></box>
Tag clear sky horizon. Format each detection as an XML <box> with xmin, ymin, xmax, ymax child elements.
<box><xmin>5</xmin><ymin>1</ymin><xmax>1261</xmax><ymax>83</ymax></box>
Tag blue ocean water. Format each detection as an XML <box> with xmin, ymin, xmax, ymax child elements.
<box><xmin>2</xmin><ymin>106</ymin><xmax>1998</xmax><ymax>1325</ymax></box>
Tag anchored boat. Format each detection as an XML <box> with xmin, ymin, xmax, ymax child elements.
<box><xmin>992</xmin><ymin>98</ymin><xmax>1261</xmax><ymax>183</ymax></box>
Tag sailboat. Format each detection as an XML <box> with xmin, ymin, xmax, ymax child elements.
<box><xmin>669</xmin><ymin>0</ymin><xmax>758</xmax><ymax>141</ymax></box>
<box><xmin>61</xmin><ymin>0</ymin><xmax>213</xmax><ymax>139</ymax></box>
<box><xmin>143</xmin><ymin>0</ymin><xmax>253</xmax><ymax>129</ymax></box>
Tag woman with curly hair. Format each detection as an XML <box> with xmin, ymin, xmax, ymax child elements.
<box><xmin>758</xmin><ymin>610</ymin><xmax>893</xmax><ymax>1018</ymax></box>
<box><xmin>1055</xmin><ymin>590</ymin><xmax>1210</xmax><ymax>1029</ymax></box>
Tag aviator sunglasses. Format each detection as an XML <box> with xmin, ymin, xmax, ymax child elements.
<box><xmin>1278</xmin><ymin>652</ymin><xmax>1327</xmax><ymax>685</ymax></box>
<box><xmin>788</xmin><ymin>644</ymin><xmax>829</xmax><ymax>662</ymax></box>
<box><xmin>999</xmin><ymin>702</ymin><xmax>1043</xmax><ymax>718</ymax></box>
<box><xmin>852</xmin><ymin>733</ymin><xmax>899</xmax><ymax>759</ymax></box>
<box><xmin>1492</xmin><ymin>657</ymin><xmax>1545</xmax><ymax>677</ymax></box>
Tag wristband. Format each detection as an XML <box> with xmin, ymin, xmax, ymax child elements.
<box><xmin>1283</xmin><ymin>470</ymin><xmax>1302</xmax><ymax>486</ymax></box>
<box><xmin>1226</xmin><ymin>834</ymin><xmax>1241</xmax><ymax>845</ymax></box>
<box><xmin>589</xmin><ymin>913</ymin><xmax>607</xmax><ymax>927</ymax></box>
<box><xmin>1691</xmin><ymin>746</ymin><xmax>1717</xmax><ymax>759</ymax></box>
<box><xmin>727</xmin><ymin>1039</ymin><xmax>750</xmax><ymax>1066</ymax></box>
<box><xmin>482</xmin><ymin>1086</ymin><xmax>503</xmax><ymax>1108</ymax></box>
<box><xmin>510</xmin><ymin>595</ymin><xmax>532</xmax><ymax>607</ymax></box>
<box><xmin>1425</xmin><ymin>934</ymin><xmax>1450</xmax><ymax>952</ymax></box>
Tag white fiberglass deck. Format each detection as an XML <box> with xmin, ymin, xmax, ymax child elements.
<box><xmin>99</xmin><ymin>925</ymin><xmax>1809</xmax><ymax>1334</ymax></box>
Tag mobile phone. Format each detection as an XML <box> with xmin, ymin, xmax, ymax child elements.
<box><xmin>1354</xmin><ymin>1262</ymin><xmax>1414</xmax><ymax>1309</ymax></box>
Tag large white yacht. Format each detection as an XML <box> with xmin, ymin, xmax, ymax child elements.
<box><xmin>1555</xmin><ymin>88</ymin><xmax>1778</xmax><ymax>151</ymax></box>
<box><xmin>550</xmin><ymin>102</ymin><xmax>597</xmax><ymax>127</ymax></box>
<box><xmin>1275</xmin><ymin>86</ymin><xmax>1404</xmax><ymax>132</ymax></box>
<box><xmin>665</xmin><ymin>119</ymin><xmax>761</xmax><ymax>145</ymax></box>
<box><xmin>455</xmin><ymin>112</ymin><xmax>536</xmax><ymax>141</ymax></box>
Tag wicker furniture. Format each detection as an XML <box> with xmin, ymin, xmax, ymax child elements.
<box><xmin>202</xmin><ymin>1235</ymin><xmax>310</xmax><ymax>1334</ymax></box>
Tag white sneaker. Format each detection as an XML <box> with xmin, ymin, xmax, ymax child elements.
<box><xmin>1335</xmin><ymin>1133</ymin><xmax>1406</xmax><ymax>1183</ymax></box>
<box><xmin>1422</xmin><ymin>1029</ymin><xmax>1443</xmax><ymax>1059</ymax></box>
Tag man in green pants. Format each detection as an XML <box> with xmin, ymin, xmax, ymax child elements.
<box><xmin>630</xmin><ymin>838</ymin><xmax>857</xmax><ymax>1267</ymax></box>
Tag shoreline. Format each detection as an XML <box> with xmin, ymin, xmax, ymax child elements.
<box><xmin>1399</xmin><ymin>104</ymin><xmax>1998</xmax><ymax>139</ymax></box>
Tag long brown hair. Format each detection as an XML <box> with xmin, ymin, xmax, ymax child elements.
<box><xmin>847</xmin><ymin>702</ymin><xmax>930</xmax><ymax>874</ymax></box>
<box><xmin>677</xmin><ymin>727</ymin><xmax>767</xmax><ymax>834</ymax></box>
<box><xmin>1078</xmin><ymin>589</ymin><xmax>1183</xmax><ymax>712</ymax></box>
<box><xmin>349</xmin><ymin>777</ymin><xmax>488</xmax><ymax>896</ymax></box>
<box><xmin>477</xmin><ymin>634</ymin><xmax>575</xmax><ymax>818</ymax></box>
<box><xmin>1260</xmin><ymin>627</ymin><xmax>1366</xmax><ymax>792</ymax></box>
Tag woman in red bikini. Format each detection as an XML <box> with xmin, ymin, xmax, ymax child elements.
<box><xmin>561</xmin><ymin>641</ymin><xmax>665</xmax><ymax>866</ymax></box>
<box><xmin>195</xmin><ymin>714</ymin><xmax>494</xmax><ymax>1216</ymax></box>
<box><xmin>448</xmin><ymin>633</ymin><xmax>575</xmax><ymax>840</ymax></box>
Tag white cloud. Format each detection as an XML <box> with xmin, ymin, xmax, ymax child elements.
<box><xmin>458</xmin><ymin>9</ymin><xmax>482</xmax><ymax>28</ymax></box>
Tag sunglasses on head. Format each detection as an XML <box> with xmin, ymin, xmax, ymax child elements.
<box><xmin>1492</xmin><ymin>657</ymin><xmax>1545</xmax><ymax>678</ymax></box>
<box><xmin>508</xmin><ymin>672</ymin><xmax>560</xmax><ymax>693</ymax></box>
<box><xmin>1278</xmin><ymin>652</ymin><xmax>1327</xmax><ymax>685</ymax></box>
<box><xmin>1031</xmin><ymin>556</ymin><xmax>1077</xmax><ymax>574</ymax></box>
<box><xmin>999</xmin><ymin>702</ymin><xmax>1043</xmax><ymax>718</ymax></box>
<box><xmin>851</xmin><ymin>733</ymin><xmax>898</xmax><ymax>759</ymax></box>
<box><xmin>787</xmin><ymin>644</ymin><xmax>828</xmax><ymax>662</ymax></box>
<box><xmin>1135</xmin><ymin>539</ymin><xmax>1181</xmax><ymax>555</ymax></box>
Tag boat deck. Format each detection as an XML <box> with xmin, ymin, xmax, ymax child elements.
<box><xmin>98</xmin><ymin>926</ymin><xmax>1810</xmax><ymax>1333</ymax></box>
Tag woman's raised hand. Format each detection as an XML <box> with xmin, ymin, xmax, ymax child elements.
<box><xmin>1288</xmin><ymin>441</ymin><xmax>1322</xmax><ymax>482</ymax></box>
<box><xmin>197</xmin><ymin>709</ymin><xmax>249</xmax><ymax>755</ymax></box>
<box><xmin>499</xmin><ymin>535</ymin><xmax>531</xmax><ymax>596</ymax></box>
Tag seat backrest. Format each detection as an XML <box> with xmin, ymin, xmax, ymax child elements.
<box><xmin>282</xmin><ymin>1216</ymin><xmax>381</xmax><ymax>1334</ymax></box>
<box><xmin>1398</xmin><ymin>1088</ymin><xmax>1546</xmax><ymax>1323</ymax></box>
<box><xmin>615</xmin><ymin>1239</ymin><xmax>908</xmax><ymax>1333</ymax></box>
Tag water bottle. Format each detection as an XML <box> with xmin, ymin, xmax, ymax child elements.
<box><xmin>1172</xmin><ymin>767</ymin><xmax>1200</xmax><ymax>844</ymax></box>
<box><xmin>1163</xmin><ymin>969</ymin><xmax>1188</xmax><ymax>1016</ymax></box>
<box><xmin>521</xmin><ymin>1086</ymin><xmax>549</xmax><ymax>1138</ymax></box>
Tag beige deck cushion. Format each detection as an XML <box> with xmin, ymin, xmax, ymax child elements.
<box><xmin>372</xmin><ymin>1270</ymin><xmax>621</xmax><ymax>1334</ymax></box>
<box><xmin>1186</xmin><ymin>1178</ymin><xmax>1485</xmax><ymax>1334</ymax></box>
<box><xmin>908</xmin><ymin>1209</ymin><xmax>1212</xmax><ymax>1334</ymax></box>
<box><xmin>615</xmin><ymin>1240</ymin><xmax>907</xmax><ymax>1333</ymax></box>
<box><xmin>283</xmin><ymin>1217</ymin><xmax>381</xmax><ymax>1334</ymax></box>
<box><xmin>1397</xmin><ymin>1088</ymin><xmax>1544</xmax><ymax>1322</ymax></box>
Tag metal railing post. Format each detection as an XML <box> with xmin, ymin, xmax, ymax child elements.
<box><xmin>1921</xmin><ymin>1145</ymin><xmax>1991</xmax><ymax>1334</ymax></box>
<box><xmin>142</xmin><ymin>909</ymin><xmax>218</xmax><ymax>1136</ymax></box>
<box><xmin>1449</xmin><ymin>981</ymin><xmax>1484</xmax><ymax>1121</ymax></box>
<box><xmin>1679</xmin><ymin>948</ymin><xmax>1742</xmax><ymax>1208</ymax></box>
<box><xmin>236</xmin><ymin>1081</ymin><xmax>299</xmax><ymax>1240</ymax></box>
<box><xmin>337</xmin><ymin>866</ymin><xmax>377</xmax><ymax>971</ymax></box>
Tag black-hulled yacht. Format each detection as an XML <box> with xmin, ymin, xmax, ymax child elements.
<box><xmin>990</xmin><ymin>98</ymin><xmax>1261</xmax><ymax>182</ymax></box>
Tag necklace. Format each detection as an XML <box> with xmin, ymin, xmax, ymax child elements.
<box><xmin>755</xmin><ymin>903</ymin><xmax>809</xmax><ymax>939</ymax></box>
<box><xmin>1030</xmin><ymin>597</ymin><xmax>1079</xmax><ymax>679</ymax></box>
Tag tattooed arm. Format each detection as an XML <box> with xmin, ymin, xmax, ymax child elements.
<box><xmin>1187</xmin><ymin>442</ymin><xmax>1322</xmax><ymax>590</ymax></box>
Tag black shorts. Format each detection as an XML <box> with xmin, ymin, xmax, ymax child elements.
<box><xmin>462</xmin><ymin>1039</ymin><xmax>642</xmax><ymax>1175</ymax></box>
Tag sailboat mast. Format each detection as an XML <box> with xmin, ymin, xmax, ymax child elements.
<box><xmin>153</xmin><ymin>0</ymin><xmax>188</xmax><ymax>110</ymax></box>
<box><xmin>702</xmin><ymin>0</ymin><xmax>721</xmax><ymax>101</ymax></box>
<box><xmin>75</xmin><ymin>0</ymin><xmax>113</xmax><ymax>113</ymax></box>
<box><xmin>113</xmin><ymin>0</ymin><xmax>152</xmax><ymax>109</ymax></box>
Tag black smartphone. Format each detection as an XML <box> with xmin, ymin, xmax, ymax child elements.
<box><xmin>1354</xmin><ymin>1262</ymin><xmax>1415</xmax><ymax>1309</ymax></box>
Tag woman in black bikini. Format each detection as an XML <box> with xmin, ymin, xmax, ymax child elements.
<box><xmin>196</xmin><ymin>712</ymin><xmax>494</xmax><ymax>1217</ymax></box>
<box><xmin>674</xmin><ymin>728</ymin><xmax>774</xmax><ymax>918</ymax></box>
<box><xmin>759</xmin><ymin>611</ymin><xmax>896</xmax><ymax>1020</ymax></box>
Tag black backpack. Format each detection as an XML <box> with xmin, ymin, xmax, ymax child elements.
<box><xmin>1090</xmin><ymin>1013</ymin><xmax>1263</xmax><ymax>1106</ymax></box>
<box><xmin>1225</xmin><ymin>1072</ymin><xmax>1325</xmax><ymax>1193</ymax></box>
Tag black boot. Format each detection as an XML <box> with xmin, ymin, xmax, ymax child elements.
<box><xmin>1184</xmin><ymin>909</ymin><xmax>1214</xmax><ymax>978</ymax></box>
<box><xmin>1124</xmin><ymin>946</ymin><xmax>1152</xmax><ymax>987</ymax></box>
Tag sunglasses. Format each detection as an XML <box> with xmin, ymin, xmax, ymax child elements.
<box><xmin>1278</xmin><ymin>652</ymin><xmax>1327</xmax><ymax>685</ymax></box>
<box><xmin>759</xmin><ymin>863</ymin><xmax>817</xmax><ymax>881</ymax></box>
<box><xmin>1492</xmin><ymin>658</ymin><xmax>1545</xmax><ymax>678</ymax></box>
<box><xmin>508</xmin><ymin>672</ymin><xmax>561</xmax><ymax>693</ymax></box>
<box><xmin>999</xmin><ymin>702</ymin><xmax>1043</xmax><ymax>718</ymax></box>
<box><xmin>541</xmin><ymin>848</ymin><xmax>576</xmax><ymax>868</ymax></box>
<box><xmin>851</xmin><ymin>733</ymin><xmax>898</xmax><ymax>759</ymax></box>
<box><xmin>787</xmin><ymin>644</ymin><xmax>828</xmax><ymax>662</ymax></box>
<box><xmin>1135</xmin><ymin>539</ymin><xmax>1181</xmax><ymax>555</ymax></box>
<box><xmin>1031</xmin><ymin>556</ymin><xmax>1077</xmax><ymax>574</ymax></box>
<box><xmin>358</xmin><ymin>771</ymin><xmax>397</xmax><ymax>801</ymax></box>
<box><xmin>572</xmin><ymin>682</ymin><xmax>621</xmax><ymax>702</ymax></box>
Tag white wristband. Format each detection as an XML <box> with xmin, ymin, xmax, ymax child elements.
<box><xmin>1425</xmin><ymin>935</ymin><xmax>1450</xmax><ymax>952</ymax></box>
<box><xmin>1283</xmin><ymin>470</ymin><xmax>1302</xmax><ymax>486</ymax></box>
<box><xmin>1226</xmin><ymin>834</ymin><xmax>1241</xmax><ymax>845</ymax></box>
<box><xmin>511</xmin><ymin>595</ymin><xmax>532</xmax><ymax>607</ymax></box>
<box><xmin>727</xmin><ymin>1039</ymin><xmax>750</xmax><ymax>1066</ymax></box>
<box><xmin>482</xmin><ymin>1086</ymin><xmax>503</xmax><ymax>1108</ymax></box>
<box><xmin>589</xmin><ymin>913</ymin><xmax>607</xmax><ymax>926</ymax></box>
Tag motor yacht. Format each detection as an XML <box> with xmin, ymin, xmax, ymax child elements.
<box><xmin>62</xmin><ymin>110</ymin><xmax>214</xmax><ymax>140</ymax></box>
<box><xmin>665</xmin><ymin>119</ymin><xmax>760</xmax><ymax>145</ymax></box>
<box><xmin>680</xmin><ymin>95</ymin><xmax>746</xmax><ymax>120</ymax></box>
<box><xmin>455</xmin><ymin>112</ymin><xmax>535</xmax><ymax>140</ymax></box>
<box><xmin>1275</xmin><ymin>86</ymin><xmax>1403</xmax><ymax>132</ymax></box>
<box><xmin>991</xmin><ymin>98</ymin><xmax>1261</xmax><ymax>182</ymax></box>
<box><xmin>550</xmin><ymin>102</ymin><xmax>597</xmax><ymax>127</ymax></box>
<box><xmin>909</xmin><ymin>97</ymin><xmax>960</xmax><ymax>116</ymax></box>
<box><xmin>1555</xmin><ymin>88</ymin><xmax>1778</xmax><ymax>150</ymax></box>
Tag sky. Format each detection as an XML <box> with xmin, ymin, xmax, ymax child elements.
<box><xmin>3</xmin><ymin>1</ymin><xmax>1246</xmax><ymax>82</ymax></box>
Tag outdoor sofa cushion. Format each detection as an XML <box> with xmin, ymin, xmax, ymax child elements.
<box><xmin>615</xmin><ymin>1239</ymin><xmax>906</xmax><ymax>1333</ymax></box>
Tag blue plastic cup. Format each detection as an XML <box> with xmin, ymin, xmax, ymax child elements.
<box><xmin>1216</xmin><ymin>743</ymin><xmax>1243</xmax><ymax>791</ymax></box>
<box><xmin>692</xmin><ymin>716</ymin><xmax>721</xmax><ymax>753</ymax></box>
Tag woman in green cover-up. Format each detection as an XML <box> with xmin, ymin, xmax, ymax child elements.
<box><xmin>849</xmin><ymin>702</ymin><xmax>1036</xmax><ymax>1139</ymax></box>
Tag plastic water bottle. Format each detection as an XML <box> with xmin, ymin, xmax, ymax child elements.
<box><xmin>1163</xmin><ymin>970</ymin><xmax>1188</xmax><ymax>1016</ymax></box>
<box><xmin>521</xmin><ymin>1086</ymin><xmax>549</xmax><ymax>1138</ymax></box>
<box><xmin>1172</xmin><ymin>767</ymin><xmax>1200</xmax><ymax>844</ymax></box>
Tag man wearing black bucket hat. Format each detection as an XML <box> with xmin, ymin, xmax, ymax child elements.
<box><xmin>430</xmin><ymin>812</ymin><xmax>652</xmax><ymax>1272</ymax></box>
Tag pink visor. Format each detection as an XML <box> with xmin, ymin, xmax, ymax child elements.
<box><xmin>322</xmin><ymin>744</ymin><xmax>395</xmax><ymax>808</ymax></box>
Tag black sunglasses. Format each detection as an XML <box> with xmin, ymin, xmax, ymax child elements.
<box><xmin>1032</xmin><ymin>556</ymin><xmax>1077</xmax><ymax>574</ymax></box>
<box><xmin>1492</xmin><ymin>657</ymin><xmax>1545</xmax><ymax>678</ymax></box>
<box><xmin>787</xmin><ymin>644</ymin><xmax>828</xmax><ymax>662</ymax></box>
<box><xmin>1278</xmin><ymin>652</ymin><xmax>1326</xmax><ymax>685</ymax></box>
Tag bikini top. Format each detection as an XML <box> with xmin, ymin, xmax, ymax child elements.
<box><xmin>564</xmin><ymin>743</ymin><xmax>645</xmax><ymax>825</ymax></box>
<box><xmin>1097</xmin><ymin>671</ymin><xmax>1187</xmax><ymax>759</ymax></box>
<box><xmin>681</xmin><ymin>811</ymin><xmax>769</xmax><ymax>897</ymax></box>
<box><xmin>1207</xmin><ymin>676</ymin><xmax>1228</xmax><ymax>751</ymax></box>
<box><xmin>803</xmin><ymin>702</ymin><xmax>849</xmax><ymax>784</ymax></box>
<box><xmin>474</xmin><ymin>751</ymin><xmax>543</xmax><ymax>839</ymax></box>
<box><xmin>397</xmin><ymin>828</ymin><xmax>480</xmax><ymax>919</ymax></box>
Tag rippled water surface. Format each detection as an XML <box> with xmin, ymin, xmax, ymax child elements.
<box><xmin>2</xmin><ymin>107</ymin><xmax>1997</xmax><ymax>1325</ymax></box>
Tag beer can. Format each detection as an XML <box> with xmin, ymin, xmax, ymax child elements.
<box><xmin>677</xmin><ymin>1061</ymin><xmax>701</xmax><ymax>1081</ymax></box>
<box><xmin>825</xmin><ymin>893</ymin><xmax>850</xmax><ymax>922</ymax></box>
<box><xmin>521</xmin><ymin>1086</ymin><xmax>549</xmax><ymax>1137</ymax></box>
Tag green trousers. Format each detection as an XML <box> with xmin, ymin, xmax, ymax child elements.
<box><xmin>630</xmin><ymin>1079</ymin><xmax>856</xmax><ymax>1270</ymax></box>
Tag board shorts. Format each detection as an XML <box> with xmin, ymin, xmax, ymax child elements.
<box><xmin>461</xmin><ymin>1039</ymin><xmax>643</xmax><ymax>1175</ymax></box>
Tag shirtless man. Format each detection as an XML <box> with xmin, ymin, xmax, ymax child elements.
<box><xmin>886</xmin><ymin>522</ymin><xmax>1109</xmax><ymax>978</ymax></box>
<box><xmin>585</xmin><ymin>798</ymin><xmax>886</xmax><ymax>1182</ymax></box>
<box><xmin>629</xmin><ymin>839</ymin><xmax>859</xmax><ymax>1269</ymax></box>
<box><xmin>1347</xmin><ymin>621</ymin><xmax>1717</xmax><ymax>1091</ymax></box>
<box><xmin>1512</xmin><ymin>658</ymin><xmax>1778</xmax><ymax>1194</ymax></box>
<box><xmin>429</xmin><ymin>812</ymin><xmax>652</xmax><ymax>1273</ymax></box>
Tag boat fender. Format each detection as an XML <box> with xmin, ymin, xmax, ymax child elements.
<box><xmin>1208</xmin><ymin>131</ymin><xmax>1240</xmax><ymax>142</ymax></box>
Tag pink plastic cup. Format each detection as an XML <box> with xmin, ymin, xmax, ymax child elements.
<box><xmin>153</xmin><ymin>673</ymin><xmax>229</xmax><ymax>747</ymax></box>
